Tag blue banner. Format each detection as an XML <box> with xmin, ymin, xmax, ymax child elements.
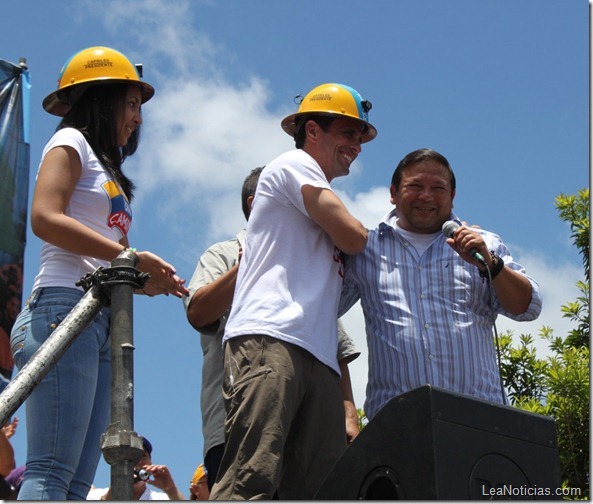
<box><xmin>0</xmin><ymin>59</ymin><xmax>31</xmax><ymax>390</ymax></box>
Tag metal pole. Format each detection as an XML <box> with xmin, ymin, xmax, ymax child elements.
<box><xmin>100</xmin><ymin>250</ymin><xmax>147</xmax><ymax>501</ymax></box>
<box><xmin>0</xmin><ymin>286</ymin><xmax>108</xmax><ymax>427</ymax></box>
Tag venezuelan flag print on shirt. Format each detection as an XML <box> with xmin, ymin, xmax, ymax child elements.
<box><xmin>102</xmin><ymin>180</ymin><xmax>132</xmax><ymax>236</ymax></box>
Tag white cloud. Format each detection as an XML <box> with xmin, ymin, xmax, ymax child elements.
<box><xmin>137</xmin><ymin>77</ymin><xmax>291</xmax><ymax>196</ymax></box>
<box><xmin>89</xmin><ymin>0</ymin><xmax>294</xmax><ymax>252</ymax></box>
<box><xmin>130</xmin><ymin>75</ymin><xmax>295</xmax><ymax>252</ymax></box>
<box><xmin>494</xmin><ymin>248</ymin><xmax>582</xmax><ymax>354</ymax></box>
<box><xmin>336</xmin><ymin>185</ymin><xmax>392</xmax><ymax>229</ymax></box>
<box><xmin>98</xmin><ymin>0</ymin><xmax>220</xmax><ymax>77</ymax></box>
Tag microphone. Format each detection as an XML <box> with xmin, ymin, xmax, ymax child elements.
<box><xmin>442</xmin><ymin>220</ymin><xmax>487</xmax><ymax>266</ymax></box>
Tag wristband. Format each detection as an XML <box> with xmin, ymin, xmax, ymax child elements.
<box><xmin>479</xmin><ymin>253</ymin><xmax>504</xmax><ymax>280</ymax></box>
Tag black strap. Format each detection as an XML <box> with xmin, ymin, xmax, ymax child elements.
<box><xmin>479</xmin><ymin>253</ymin><xmax>504</xmax><ymax>280</ymax></box>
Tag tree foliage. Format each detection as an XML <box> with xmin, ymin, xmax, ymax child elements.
<box><xmin>499</xmin><ymin>188</ymin><xmax>590</xmax><ymax>499</ymax></box>
<box><xmin>499</xmin><ymin>330</ymin><xmax>589</xmax><ymax>497</ymax></box>
<box><xmin>555</xmin><ymin>189</ymin><xmax>589</xmax><ymax>282</ymax></box>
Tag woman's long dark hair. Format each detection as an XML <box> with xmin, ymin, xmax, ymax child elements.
<box><xmin>57</xmin><ymin>83</ymin><xmax>141</xmax><ymax>201</ymax></box>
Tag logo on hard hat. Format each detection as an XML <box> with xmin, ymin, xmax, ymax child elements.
<box><xmin>309</xmin><ymin>93</ymin><xmax>332</xmax><ymax>102</ymax></box>
<box><xmin>84</xmin><ymin>59</ymin><xmax>114</xmax><ymax>69</ymax></box>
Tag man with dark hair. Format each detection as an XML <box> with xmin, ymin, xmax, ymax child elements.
<box><xmin>209</xmin><ymin>83</ymin><xmax>376</xmax><ymax>500</ymax></box>
<box><xmin>87</xmin><ymin>437</ymin><xmax>185</xmax><ymax>500</ymax></box>
<box><xmin>184</xmin><ymin>166</ymin><xmax>361</xmax><ymax>492</ymax></box>
<box><xmin>339</xmin><ymin>148</ymin><xmax>542</xmax><ymax>421</ymax></box>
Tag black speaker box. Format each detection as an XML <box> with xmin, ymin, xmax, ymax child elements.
<box><xmin>314</xmin><ymin>385</ymin><xmax>561</xmax><ymax>500</ymax></box>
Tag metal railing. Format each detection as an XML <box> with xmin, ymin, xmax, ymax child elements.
<box><xmin>0</xmin><ymin>249</ymin><xmax>148</xmax><ymax>500</ymax></box>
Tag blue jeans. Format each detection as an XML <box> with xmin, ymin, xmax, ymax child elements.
<box><xmin>10</xmin><ymin>287</ymin><xmax>111</xmax><ymax>500</ymax></box>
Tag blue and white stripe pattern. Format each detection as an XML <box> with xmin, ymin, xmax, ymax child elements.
<box><xmin>339</xmin><ymin>209</ymin><xmax>542</xmax><ymax>420</ymax></box>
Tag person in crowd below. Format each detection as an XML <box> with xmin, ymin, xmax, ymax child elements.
<box><xmin>87</xmin><ymin>437</ymin><xmax>185</xmax><ymax>500</ymax></box>
<box><xmin>183</xmin><ymin>167</ymin><xmax>361</xmax><ymax>491</ymax></box>
<box><xmin>4</xmin><ymin>465</ymin><xmax>26</xmax><ymax>500</ymax></box>
<box><xmin>209</xmin><ymin>83</ymin><xmax>377</xmax><ymax>500</ymax></box>
<box><xmin>188</xmin><ymin>464</ymin><xmax>209</xmax><ymax>500</ymax></box>
<box><xmin>10</xmin><ymin>46</ymin><xmax>188</xmax><ymax>500</ymax></box>
<box><xmin>0</xmin><ymin>417</ymin><xmax>17</xmax><ymax>478</ymax></box>
<box><xmin>339</xmin><ymin>148</ymin><xmax>542</xmax><ymax>421</ymax></box>
<box><xmin>0</xmin><ymin>417</ymin><xmax>20</xmax><ymax>499</ymax></box>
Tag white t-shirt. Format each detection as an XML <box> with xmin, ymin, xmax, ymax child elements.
<box><xmin>395</xmin><ymin>220</ymin><xmax>441</xmax><ymax>257</ymax></box>
<box><xmin>87</xmin><ymin>486</ymin><xmax>169</xmax><ymax>500</ymax></box>
<box><xmin>223</xmin><ymin>149</ymin><xmax>343</xmax><ymax>374</ymax></box>
<box><xmin>32</xmin><ymin>128</ymin><xmax>132</xmax><ymax>291</ymax></box>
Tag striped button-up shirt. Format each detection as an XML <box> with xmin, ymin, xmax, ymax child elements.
<box><xmin>339</xmin><ymin>210</ymin><xmax>542</xmax><ymax>420</ymax></box>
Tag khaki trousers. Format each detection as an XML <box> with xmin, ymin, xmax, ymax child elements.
<box><xmin>210</xmin><ymin>335</ymin><xmax>346</xmax><ymax>500</ymax></box>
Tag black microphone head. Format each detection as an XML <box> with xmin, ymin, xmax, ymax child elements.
<box><xmin>442</xmin><ymin>220</ymin><xmax>459</xmax><ymax>238</ymax></box>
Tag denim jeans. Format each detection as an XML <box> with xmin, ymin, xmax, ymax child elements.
<box><xmin>10</xmin><ymin>287</ymin><xmax>111</xmax><ymax>500</ymax></box>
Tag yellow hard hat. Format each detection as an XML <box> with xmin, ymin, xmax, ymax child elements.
<box><xmin>281</xmin><ymin>83</ymin><xmax>377</xmax><ymax>143</ymax></box>
<box><xmin>43</xmin><ymin>46</ymin><xmax>155</xmax><ymax>116</ymax></box>
<box><xmin>191</xmin><ymin>464</ymin><xmax>207</xmax><ymax>485</ymax></box>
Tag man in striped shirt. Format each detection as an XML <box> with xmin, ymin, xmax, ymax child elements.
<box><xmin>339</xmin><ymin>148</ymin><xmax>542</xmax><ymax>420</ymax></box>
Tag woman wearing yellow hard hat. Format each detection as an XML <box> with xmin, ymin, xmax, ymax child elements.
<box><xmin>10</xmin><ymin>46</ymin><xmax>189</xmax><ymax>500</ymax></box>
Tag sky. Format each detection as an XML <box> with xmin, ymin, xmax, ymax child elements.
<box><xmin>0</xmin><ymin>0</ymin><xmax>589</xmax><ymax>493</ymax></box>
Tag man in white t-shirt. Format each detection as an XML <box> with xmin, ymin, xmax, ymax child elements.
<box><xmin>209</xmin><ymin>83</ymin><xmax>377</xmax><ymax>500</ymax></box>
<box><xmin>183</xmin><ymin>167</ymin><xmax>362</xmax><ymax>492</ymax></box>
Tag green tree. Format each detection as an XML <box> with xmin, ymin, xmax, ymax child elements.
<box><xmin>500</xmin><ymin>189</ymin><xmax>590</xmax><ymax>499</ymax></box>
<box><xmin>556</xmin><ymin>189</ymin><xmax>589</xmax><ymax>283</ymax></box>
<box><xmin>556</xmin><ymin>189</ymin><xmax>590</xmax><ymax>349</ymax></box>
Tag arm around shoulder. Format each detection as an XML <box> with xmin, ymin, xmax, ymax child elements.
<box><xmin>301</xmin><ymin>185</ymin><xmax>367</xmax><ymax>254</ymax></box>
